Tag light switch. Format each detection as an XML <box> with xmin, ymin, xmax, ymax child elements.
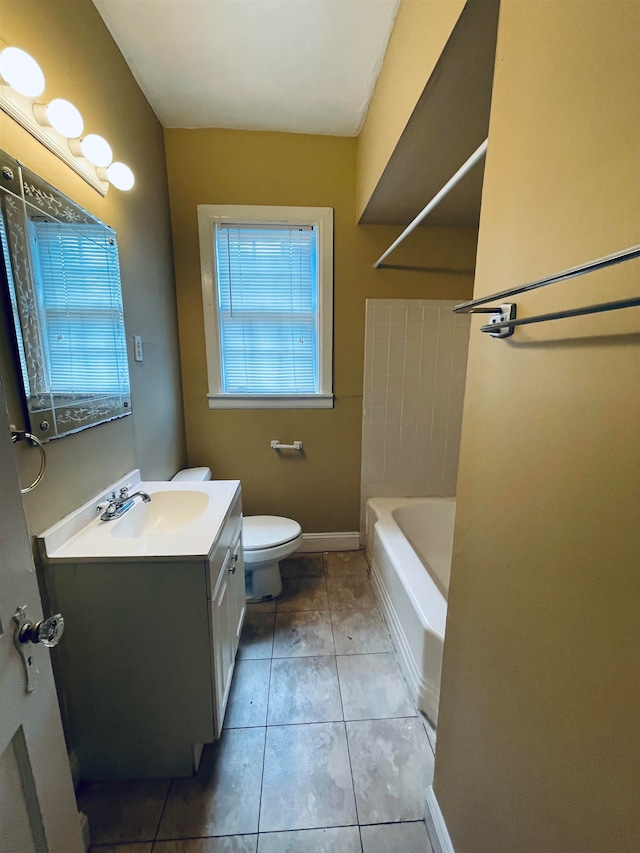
<box><xmin>133</xmin><ymin>335</ymin><xmax>143</xmax><ymax>362</ymax></box>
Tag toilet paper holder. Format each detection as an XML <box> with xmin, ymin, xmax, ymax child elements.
<box><xmin>270</xmin><ymin>440</ymin><xmax>303</xmax><ymax>451</ymax></box>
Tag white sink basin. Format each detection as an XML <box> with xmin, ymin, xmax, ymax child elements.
<box><xmin>37</xmin><ymin>471</ymin><xmax>241</xmax><ymax>561</ymax></box>
<box><xmin>110</xmin><ymin>491</ymin><xmax>210</xmax><ymax>539</ymax></box>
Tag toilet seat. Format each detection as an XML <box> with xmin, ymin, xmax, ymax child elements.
<box><xmin>242</xmin><ymin>516</ymin><xmax>302</xmax><ymax>567</ymax></box>
<box><xmin>243</xmin><ymin>516</ymin><xmax>301</xmax><ymax>550</ymax></box>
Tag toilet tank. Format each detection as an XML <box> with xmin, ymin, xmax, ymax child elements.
<box><xmin>172</xmin><ymin>467</ymin><xmax>212</xmax><ymax>482</ymax></box>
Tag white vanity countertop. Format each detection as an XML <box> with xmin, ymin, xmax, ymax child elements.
<box><xmin>38</xmin><ymin>471</ymin><xmax>241</xmax><ymax>563</ymax></box>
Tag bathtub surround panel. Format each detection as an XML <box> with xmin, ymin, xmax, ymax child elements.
<box><xmin>0</xmin><ymin>0</ymin><xmax>186</xmax><ymax>535</ymax></box>
<box><xmin>361</xmin><ymin>299</ymin><xmax>470</xmax><ymax>529</ymax></box>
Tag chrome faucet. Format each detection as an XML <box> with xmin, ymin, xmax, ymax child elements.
<box><xmin>98</xmin><ymin>488</ymin><xmax>151</xmax><ymax>521</ymax></box>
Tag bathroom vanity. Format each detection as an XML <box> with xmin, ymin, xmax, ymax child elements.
<box><xmin>38</xmin><ymin>473</ymin><xmax>245</xmax><ymax>780</ymax></box>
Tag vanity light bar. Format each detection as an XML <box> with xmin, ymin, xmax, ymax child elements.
<box><xmin>0</xmin><ymin>41</ymin><xmax>135</xmax><ymax>194</ymax></box>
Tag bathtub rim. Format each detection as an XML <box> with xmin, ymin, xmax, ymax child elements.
<box><xmin>366</xmin><ymin>496</ymin><xmax>453</xmax><ymax>638</ymax></box>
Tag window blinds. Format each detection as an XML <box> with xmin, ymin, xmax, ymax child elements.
<box><xmin>29</xmin><ymin>221</ymin><xmax>128</xmax><ymax>395</ymax></box>
<box><xmin>215</xmin><ymin>223</ymin><xmax>319</xmax><ymax>395</ymax></box>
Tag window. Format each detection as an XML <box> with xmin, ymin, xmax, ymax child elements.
<box><xmin>198</xmin><ymin>205</ymin><xmax>333</xmax><ymax>408</ymax></box>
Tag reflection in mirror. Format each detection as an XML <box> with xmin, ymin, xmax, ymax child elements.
<box><xmin>0</xmin><ymin>149</ymin><xmax>131</xmax><ymax>441</ymax></box>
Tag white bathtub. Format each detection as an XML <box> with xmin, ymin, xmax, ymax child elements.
<box><xmin>365</xmin><ymin>497</ymin><xmax>455</xmax><ymax>727</ymax></box>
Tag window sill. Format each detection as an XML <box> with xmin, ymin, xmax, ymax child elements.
<box><xmin>207</xmin><ymin>394</ymin><xmax>334</xmax><ymax>410</ymax></box>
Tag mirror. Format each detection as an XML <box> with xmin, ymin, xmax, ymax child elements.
<box><xmin>0</xmin><ymin>149</ymin><xmax>131</xmax><ymax>441</ymax></box>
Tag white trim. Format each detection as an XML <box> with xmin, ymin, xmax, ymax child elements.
<box><xmin>298</xmin><ymin>532</ymin><xmax>360</xmax><ymax>552</ymax></box>
<box><xmin>197</xmin><ymin>204</ymin><xmax>333</xmax><ymax>409</ymax></box>
<box><xmin>425</xmin><ymin>785</ymin><xmax>455</xmax><ymax>853</ymax></box>
<box><xmin>208</xmin><ymin>393</ymin><xmax>333</xmax><ymax>409</ymax></box>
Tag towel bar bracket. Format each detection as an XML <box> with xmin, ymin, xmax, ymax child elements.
<box><xmin>479</xmin><ymin>303</ymin><xmax>516</xmax><ymax>338</ymax></box>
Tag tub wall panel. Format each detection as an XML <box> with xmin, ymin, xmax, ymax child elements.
<box><xmin>360</xmin><ymin>299</ymin><xmax>469</xmax><ymax>533</ymax></box>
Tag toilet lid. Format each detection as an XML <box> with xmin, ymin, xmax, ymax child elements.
<box><xmin>243</xmin><ymin>516</ymin><xmax>302</xmax><ymax>550</ymax></box>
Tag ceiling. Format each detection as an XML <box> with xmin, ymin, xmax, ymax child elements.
<box><xmin>92</xmin><ymin>0</ymin><xmax>400</xmax><ymax>136</ymax></box>
<box><xmin>92</xmin><ymin>0</ymin><xmax>499</xmax><ymax>228</ymax></box>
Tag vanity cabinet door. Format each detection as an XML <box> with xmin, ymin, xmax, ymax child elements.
<box><xmin>228</xmin><ymin>526</ymin><xmax>246</xmax><ymax>656</ymax></box>
<box><xmin>209</xmin><ymin>518</ymin><xmax>246</xmax><ymax>737</ymax></box>
<box><xmin>211</xmin><ymin>547</ymin><xmax>235</xmax><ymax>737</ymax></box>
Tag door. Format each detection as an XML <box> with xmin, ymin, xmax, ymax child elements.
<box><xmin>0</xmin><ymin>380</ymin><xmax>84</xmax><ymax>853</ymax></box>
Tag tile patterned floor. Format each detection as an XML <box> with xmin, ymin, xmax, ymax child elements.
<box><xmin>81</xmin><ymin>551</ymin><xmax>435</xmax><ymax>853</ymax></box>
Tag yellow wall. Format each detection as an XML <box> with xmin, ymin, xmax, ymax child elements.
<box><xmin>0</xmin><ymin>0</ymin><xmax>186</xmax><ymax>534</ymax></box>
<box><xmin>356</xmin><ymin>0</ymin><xmax>466</xmax><ymax>220</ymax></box>
<box><xmin>164</xmin><ymin>128</ymin><xmax>476</xmax><ymax>532</ymax></box>
<box><xmin>435</xmin><ymin>2</ymin><xmax>640</xmax><ymax>850</ymax></box>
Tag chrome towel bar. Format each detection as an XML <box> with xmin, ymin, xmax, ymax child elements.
<box><xmin>453</xmin><ymin>244</ymin><xmax>640</xmax><ymax>337</ymax></box>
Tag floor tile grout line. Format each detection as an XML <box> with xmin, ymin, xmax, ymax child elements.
<box><xmin>341</xmin><ymin>699</ymin><xmax>362</xmax><ymax>829</ymax></box>
<box><xmin>328</xmin><ymin>567</ymin><xmax>362</xmax><ymax>831</ymax></box>
<box><xmin>255</xmin><ymin>658</ymin><xmax>273</xmax><ymax>834</ymax></box>
<box><xmin>325</xmin><ymin>563</ymin><xmax>340</xmax><ymax>674</ymax></box>
<box><xmin>151</xmin><ymin>777</ymin><xmax>174</xmax><ymax>843</ymax></box>
<box><xmin>227</xmin><ymin>711</ymin><xmax>420</xmax><ymax>730</ymax></box>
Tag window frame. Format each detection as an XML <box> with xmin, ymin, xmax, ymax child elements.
<box><xmin>197</xmin><ymin>204</ymin><xmax>334</xmax><ymax>409</ymax></box>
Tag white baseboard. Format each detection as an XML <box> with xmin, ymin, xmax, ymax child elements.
<box><xmin>425</xmin><ymin>785</ymin><xmax>455</xmax><ymax>853</ymax></box>
<box><xmin>299</xmin><ymin>532</ymin><xmax>360</xmax><ymax>552</ymax></box>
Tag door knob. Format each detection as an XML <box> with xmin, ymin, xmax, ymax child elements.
<box><xmin>19</xmin><ymin>613</ymin><xmax>65</xmax><ymax>647</ymax></box>
<box><xmin>13</xmin><ymin>606</ymin><xmax>65</xmax><ymax>692</ymax></box>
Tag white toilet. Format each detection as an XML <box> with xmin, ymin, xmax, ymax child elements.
<box><xmin>172</xmin><ymin>467</ymin><xmax>302</xmax><ymax>601</ymax></box>
<box><xmin>242</xmin><ymin>515</ymin><xmax>302</xmax><ymax>600</ymax></box>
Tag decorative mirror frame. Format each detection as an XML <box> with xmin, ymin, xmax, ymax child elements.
<box><xmin>0</xmin><ymin>149</ymin><xmax>131</xmax><ymax>441</ymax></box>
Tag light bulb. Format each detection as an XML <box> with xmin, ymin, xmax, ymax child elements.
<box><xmin>106</xmin><ymin>162</ymin><xmax>135</xmax><ymax>191</ymax></box>
<box><xmin>79</xmin><ymin>134</ymin><xmax>112</xmax><ymax>167</ymax></box>
<box><xmin>34</xmin><ymin>98</ymin><xmax>83</xmax><ymax>138</ymax></box>
<box><xmin>0</xmin><ymin>46</ymin><xmax>45</xmax><ymax>97</ymax></box>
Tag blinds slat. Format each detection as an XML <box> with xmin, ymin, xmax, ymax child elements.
<box><xmin>215</xmin><ymin>223</ymin><xmax>319</xmax><ymax>395</ymax></box>
<box><xmin>30</xmin><ymin>221</ymin><xmax>128</xmax><ymax>394</ymax></box>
